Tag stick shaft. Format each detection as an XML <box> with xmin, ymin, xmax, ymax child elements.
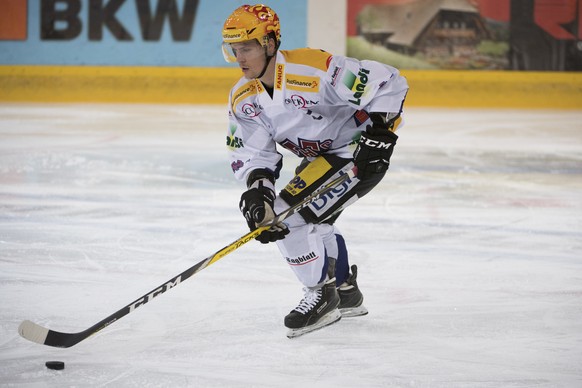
<box><xmin>19</xmin><ymin>167</ymin><xmax>356</xmax><ymax>348</ymax></box>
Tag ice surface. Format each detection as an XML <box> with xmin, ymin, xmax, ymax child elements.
<box><xmin>1</xmin><ymin>104</ymin><xmax>581</xmax><ymax>387</ymax></box>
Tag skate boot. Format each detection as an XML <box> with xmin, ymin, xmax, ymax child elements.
<box><xmin>285</xmin><ymin>278</ymin><xmax>341</xmax><ymax>338</ymax></box>
<box><xmin>338</xmin><ymin>265</ymin><xmax>368</xmax><ymax>317</ymax></box>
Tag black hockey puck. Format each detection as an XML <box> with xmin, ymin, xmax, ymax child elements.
<box><xmin>45</xmin><ymin>361</ymin><xmax>65</xmax><ymax>370</ymax></box>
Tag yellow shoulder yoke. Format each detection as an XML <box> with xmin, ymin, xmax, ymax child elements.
<box><xmin>280</xmin><ymin>48</ymin><xmax>331</xmax><ymax>72</ymax></box>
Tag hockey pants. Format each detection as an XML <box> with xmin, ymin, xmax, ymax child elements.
<box><xmin>273</xmin><ymin>154</ymin><xmax>385</xmax><ymax>289</ymax></box>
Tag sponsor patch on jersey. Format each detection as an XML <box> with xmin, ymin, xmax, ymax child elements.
<box><xmin>275</xmin><ymin>63</ymin><xmax>285</xmax><ymax>90</ymax></box>
<box><xmin>330</xmin><ymin>66</ymin><xmax>342</xmax><ymax>86</ymax></box>
<box><xmin>286</xmin><ymin>74</ymin><xmax>320</xmax><ymax>93</ymax></box>
<box><xmin>226</xmin><ymin>135</ymin><xmax>243</xmax><ymax>149</ymax></box>
<box><xmin>284</xmin><ymin>156</ymin><xmax>333</xmax><ymax>196</ymax></box>
<box><xmin>308</xmin><ymin>172</ymin><xmax>359</xmax><ymax>217</ymax></box>
<box><xmin>343</xmin><ymin>68</ymin><xmax>370</xmax><ymax>105</ymax></box>
<box><xmin>226</xmin><ymin>123</ymin><xmax>243</xmax><ymax>150</ymax></box>
<box><xmin>285</xmin><ymin>251</ymin><xmax>319</xmax><ymax>266</ymax></box>
<box><xmin>285</xmin><ymin>94</ymin><xmax>319</xmax><ymax>109</ymax></box>
<box><xmin>241</xmin><ymin>102</ymin><xmax>261</xmax><ymax>117</ymax></box>
<box><xmin>231</xmin><ymin>80</ymin><xmax>264</xmax><ymax>110</ymax></box>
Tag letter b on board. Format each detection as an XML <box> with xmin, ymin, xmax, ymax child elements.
<box><xmin>41</xmin><ymin>0</ymin><xmax>82</xmax><ymax>40</ymax></box>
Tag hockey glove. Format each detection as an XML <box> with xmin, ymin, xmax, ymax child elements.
<box><xmin>353</xmin><ymin>112</ymin><xmax>399</xmax><ymax>180</ymax></box>
<box><xmin>239</xmin><ymin>172</ymin><xmax>289</xmax><ymax>244</ymax></box>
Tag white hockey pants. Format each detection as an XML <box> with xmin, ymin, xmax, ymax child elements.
<box><xmin>273</xmin><ymin>198</ymin><xmax>346</xmax><ymax>288</ymax></box>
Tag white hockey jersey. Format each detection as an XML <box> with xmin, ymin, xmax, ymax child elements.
<box><xmin>226</xmin><ymin>48</ymin><xmax>409</xmax><ymax>183</ymax></box>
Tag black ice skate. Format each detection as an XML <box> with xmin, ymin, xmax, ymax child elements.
<box><xmin>285</xmin><ymin>278</ymin><xmax>341</xmax><ymax>338</ymax></box>
<box><xmin>338</xmin><ymin>265</ymin><xmax>368</xmax><ymax>317</ymax></box>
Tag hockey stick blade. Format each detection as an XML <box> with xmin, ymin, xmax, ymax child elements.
<box><xmin>18</xmin><ymin>167</ymin><xmax>357</xmax><ymax>348</ymax></box>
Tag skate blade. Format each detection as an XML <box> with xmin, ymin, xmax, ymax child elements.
<box><xmin>286</xmin><ymin>309</ymin><xmax>342</xmax><ymax>339</ymax></box>
<box><xmin>340</xmin><ymin>304</ymin><xmax>368</xmax><ymax>318</ymax></box>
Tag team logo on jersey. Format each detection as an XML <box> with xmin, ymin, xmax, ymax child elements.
<box><xmin>343</xmin><ymin>68</ymin><xmax>370</xmax><ymax>105</ymax></box>
<box><xmin>280</xmin><ymin>138</ymin><xmax>332</xmax><ymax>158</ymax></box>
<box><xmin>286</xmin><ymin>74</ymin><xmax>320</xmax><ymax>92</ymax></box>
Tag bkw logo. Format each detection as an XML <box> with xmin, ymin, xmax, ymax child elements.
<box><xmin>41</xmin><ymin>0</ymin><xmax>199</xmax><ymax>41</ymax></box>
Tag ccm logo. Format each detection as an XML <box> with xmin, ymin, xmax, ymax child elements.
<box><xmin>128</xmin><ymin>276</ymin><xmax>182</xmax><ymax>312</ymax></box>
<box><xmin>361</xmin><ymin>138</ymin><xmax>392</xmax><ymax>149</ymax></box>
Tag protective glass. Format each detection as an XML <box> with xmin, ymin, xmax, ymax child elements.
<box><xmin>222</xmin><ymin>40</ymin><xmax>266</xmax><ymax>63</ymax></box>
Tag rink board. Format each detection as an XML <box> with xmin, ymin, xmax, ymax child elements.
<box><xmin>0</xmin><ymin>65</ymin><xmax>581</xmax><ymax>109</ymax></box>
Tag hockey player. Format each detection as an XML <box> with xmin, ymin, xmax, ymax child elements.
<box><xmin>223</xmin><ymin>4</ymin><xmax>408</xmax><ymax>338</ymax></box>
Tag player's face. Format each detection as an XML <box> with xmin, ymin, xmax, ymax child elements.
<box><xmin>229</xmin><ymin>40</ymin><xmax>267</xmax><ymax>78</ymax></box>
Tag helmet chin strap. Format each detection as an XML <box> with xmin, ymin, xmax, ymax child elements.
<box><xmin>256</xmin><ymin>48</ymin><xmax>275</xmax><ymax>79</ymax></box>
<box><xmin>255</xmin><ymin>36</ymin><xmax>280</xmax><ymax>80</ymax></box>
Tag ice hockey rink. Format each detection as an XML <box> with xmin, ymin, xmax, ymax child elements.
<box><xmin>1</xmin><ymin>103</ymin><xmax>581</xmax><ymax>387</ymax></box>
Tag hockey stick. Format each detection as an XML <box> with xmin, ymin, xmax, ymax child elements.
<box><xmin>18</xmin><ymin>167</ymin><xmax>357</xmax><ymax>348</ymax></box>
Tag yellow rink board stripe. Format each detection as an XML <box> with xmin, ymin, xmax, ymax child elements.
<box><xmin>0</xmin><ymin>66</ymin><xmax>241</xmax><ymax>104</ymax></box>
<box><xmin>1</xmin><ymin>66</ymin><xmax>581</xmax><ymax>109</ymax></box>
<box><xmin>401</xmin><ymin>70</ymin><xmax>582</xmax><ymax>109</ymax></box>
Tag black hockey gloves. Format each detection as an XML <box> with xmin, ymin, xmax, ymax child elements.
<box><xmin>239</xmin><ymin>171</ymin><xmax>289</xmax><ymax>244</ymax></box>
<box><xmin>353</xmin><ymin>112</ymin><xmax>399</xmax><ymax>180</ymax></box>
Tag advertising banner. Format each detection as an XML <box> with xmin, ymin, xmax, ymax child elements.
<box><xmin>347</xmin><ymin>0</ymin><xmax>582</xmax><ymax>71</ymax></box>
<box><xmin>0</xmin><ymin>0</ymin><xmax>307</xmax><ymax>66</ymax></box>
